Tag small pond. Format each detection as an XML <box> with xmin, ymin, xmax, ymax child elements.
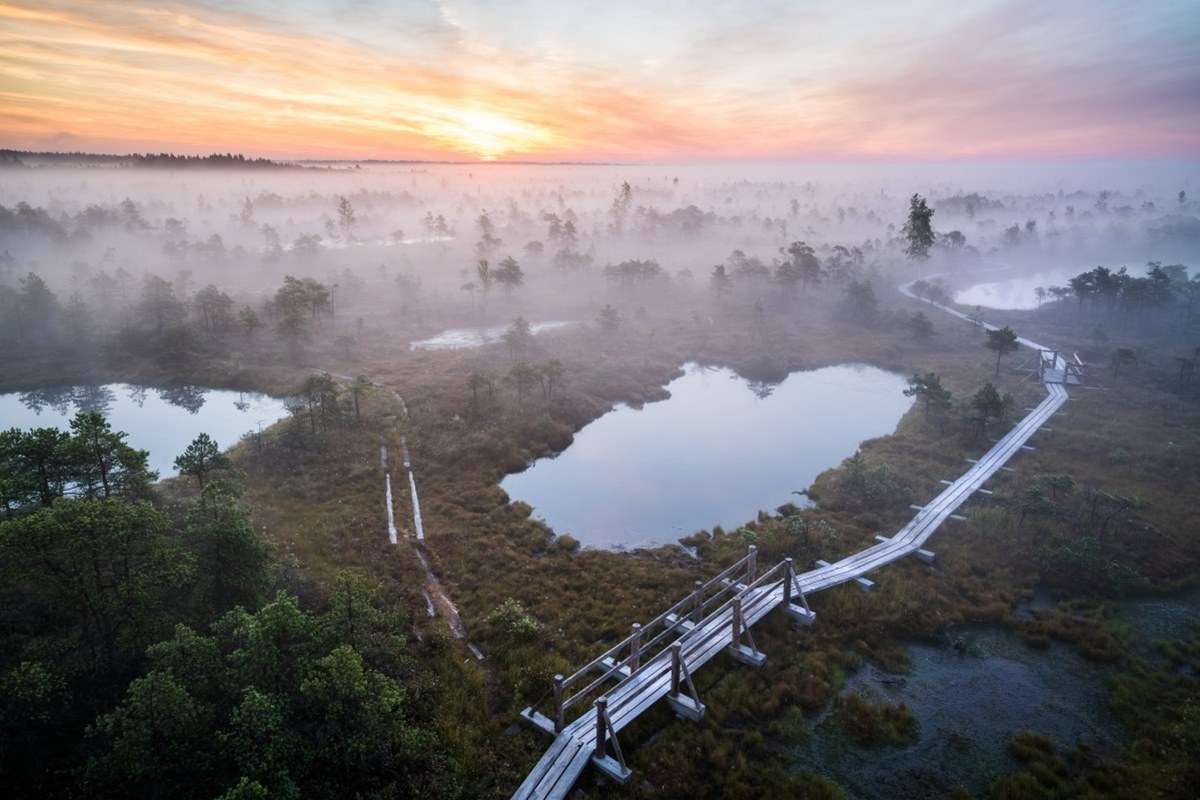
<box><xmin>790</xmin><ymin>627</ymin><xmax>1120</xmax><ymax>799</ymax></box>
<box><xmin>788</xmin><ymin>589</ymin><xmax>1199</xmax><ymax>798</ymax></box>
<box><xmin>0</xmin><ymin>384</ymin><xmax>290</xmax><ymax>477</ymax></box>
<box><xmin>500</xmin><ymin>362</ymin><xmax>912</xmax><ymax>549</ymax></box>
<box><xmin>954</xmin><ymin>266</ymin><xmax>1084</xmax><ymax>310</ymax></box>
<box><xmin>410</xmin><ymin>320</ymin><xmax>575</xmax><ymax>350</ymax></box>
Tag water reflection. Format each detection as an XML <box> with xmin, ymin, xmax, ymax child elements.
<box><xmin>74</xmin><ymin>385</ymin><xmax>117</xmax><ymax>414</ymax></box>
<box><xmin>156</xmin><ymin>384</ymin><xmax>207</xmax><ymax>414</ymax></box>
<box><xmin>954</xmin><ymin>267</ymin><xmax>1085</xmax><ymax>310</ymax></box>
<box><xmin>500</xmin><ymin>362</ymin><xmax>912</xmax><ymax>549</ymax></box>
<box><xmin>1</xmin><ymin>383</ymin><xmax>289</xmax><ymax>476</ymax></box>
<box><xmin>410</xmin><ymin>320</ymin><xmax>575</xmax><ymax>350</ymax></box>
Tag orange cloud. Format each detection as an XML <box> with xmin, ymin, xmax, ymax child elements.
<box><xmin>0</xmin><ymin>0</ymin><xmax>1195</xmax><ymax>160</ymax></box>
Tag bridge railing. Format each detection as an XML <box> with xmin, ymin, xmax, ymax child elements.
<box><xmin>528</xmin><ymin>547</ymin><xmax>761</xmax><ymax>732</ymax></box>
<box><xmin>596</xmin><ymin>556</ymin><xmax>797</xmax><ymax>727</ymax></box>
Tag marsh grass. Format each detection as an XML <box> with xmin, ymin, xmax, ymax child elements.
<box><xmin>18</xmin><ymin>278</ymin><xmax>1197</xmax><ymax>796</ymax></box>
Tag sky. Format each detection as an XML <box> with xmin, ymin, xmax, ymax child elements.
<box><xmin>0</xmin><ymin>0</ymin><xmax>1197</xmax><ymax>162</ymax></box>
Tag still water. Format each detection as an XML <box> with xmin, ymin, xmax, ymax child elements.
<box><xmin>410</xmin><ymin>320</ymin><xmax>574</xmax><ymax>350</ymax></box>
<box><xmin>789</xmin><ymin>587</ymin><xmax>1200</xmax><ymax>798</ymax></box>
<box><xmin>500</xmin><ymin>362</ymin><xmax>912</xmax><ymax>549</ymax></box>
<box><xmin>0</xmin><ymin>384</ymin><xmax>290</xmax><ymax>476</ymax></box>
<box><xmin>792</xmin><ymin>627</ymin><xmax>1119</xmax><ymax>798</ymax></box>
<box><xmin>954</xmin><ymin>267</ymin><xmax>1083</xmax><ymax>309</ymax></box>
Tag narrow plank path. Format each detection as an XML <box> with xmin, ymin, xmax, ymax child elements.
<box><xmin>512</xmin><ymin>275</ymin><xmax>1075</xmax><ymax>799</ymax></box>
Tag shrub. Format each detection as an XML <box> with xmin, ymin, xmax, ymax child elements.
<box><xmin>485</xmin><ymin>598</ymin><xmax>541</xmax><ymax>642</ymax></box>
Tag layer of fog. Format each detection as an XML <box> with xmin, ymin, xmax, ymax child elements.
<box><xmin>2</xmin><ymin>158</ymin><xmax>1198</xmax><ymax>372</ymax></box>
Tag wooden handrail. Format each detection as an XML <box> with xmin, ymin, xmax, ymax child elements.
<box><xmin>551</xmin><ymin>548</ymin><xmax>759</xmax><ymax>720</ymax></box>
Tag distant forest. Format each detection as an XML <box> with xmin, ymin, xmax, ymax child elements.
<box><xmin>0</xmin><ymin>150</ymin><xmax>297</xmax><ymax>169</ymax></box>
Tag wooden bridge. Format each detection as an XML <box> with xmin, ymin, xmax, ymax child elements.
<box><xmin>511</xmin><ymin>277</ymin><xmax>1076</xmax><ymax>799</ymax></box>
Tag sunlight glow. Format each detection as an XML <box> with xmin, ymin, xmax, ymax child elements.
<box><xmin>426</xmin><ymin>108</ymin><xmax>557</xmax><ymax>160</ymax></box>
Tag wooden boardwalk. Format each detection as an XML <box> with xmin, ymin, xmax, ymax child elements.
<box><xmin>511</xmin><ymin>278</ymin><xmax>1074</xmax><ymax>799</ymax></box>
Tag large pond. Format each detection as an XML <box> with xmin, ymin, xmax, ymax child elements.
<box><xmin>500</xmin><ymin>362</ymin><xmax>912</xmax><ymax>549</ymax></box>
<box><xmin>954</xmin><ymin>266</ymin><xmax>1084</xmax><ymax>310</ymax></box>
<box><xmin>0</xmin><ymin>384</ymin><xmax>290</xmax><ymax>477</ymax></box>
<box><xmin>410</xmin><ymin>320</ymin><xmax>575</xmax><ymax>350</ymax></box>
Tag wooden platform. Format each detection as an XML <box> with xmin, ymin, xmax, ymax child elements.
<box><xmin>511</xmin><ymin>277</ymin><xmax>1076</xmax><ymax>799</ymax></box>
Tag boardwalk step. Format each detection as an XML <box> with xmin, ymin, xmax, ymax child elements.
<box><xmin>727</xmin><ymin>642</ymin><xmax>767</xmax><ymax>667</ymax></box>
<box><xmin>591</xmin><ymin>754</ymin><xmax>632</xmax><ymax>785</ymax></box>
<box><xmin>720</xmin><ymin>578</ymin><xmax>750</xmax><ymax>592</ymax></box>
<box><xmin>666</xmin><ymin>692</ymin><xmax>706</xmax><ymax>721</ymax></box>
<box><xmin>518</xmin><ymin>707</ymin><xmax>557</xmax><ymax>736</ymax></box>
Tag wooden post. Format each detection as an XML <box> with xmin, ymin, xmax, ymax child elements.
<box><xmin>594</xmin><ymin>698</ymin><xmax>608</xmax><ymax>757</ymax></box>
<box><xmin>731</xmin><ymin>596</ymin><xmax>742</xmax><ymax>644</ymax></box>
<box><xmin>747</xmin><ymin>545</ymin><xmax>757</xmax><ymax>582</ymax></box>
<box><xmin>783</xmin><ymin>558</ymin><xmax>793</xmax><ymax>606</ymax></box>
<box><xmin>629</xmin><ymin>623</ymin><xmax>642</xmax><ymax>670</ymax></box>
<box><xmin>689</xmin><ymin>580</ymin><xmax>703</xmax><ymax>623</ymax></box>
<box><xmin>670</xmin><ymin>643</ymin><xmax>681</xmax><ymax>697</ymax></box>
<box><xmin>553</xmin><ymin>674</ymin><xmax>564</xmax><ymax>733</ymax></box>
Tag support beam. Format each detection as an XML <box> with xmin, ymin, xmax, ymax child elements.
<box><xmin>524</xmin><ymin>673</ymin><xmax>565</xmax><ymax>735</ymax></box>
<box><xmin>727</xmin><ymin>597</ymin><xmax>766</xmax><ymax>667</ymax></box>
<box><xmin>663</xmin><ymin>613</ymin><xmax>696</xmax><ymax>632</ymax></box>
<box><xmin>941</xmin><ymin>481</ymin><xmax>993</xmax><ymax>496</ymax></box>
<box><xmin>966</xmin><ymin>458</ymin><xmax>1015</xmax><ymax>473</ymax></box>
<box><xmin>786</xmin><ymin>603</ymin><xmax>817</xmax><ymax>625</ymax></box>
<box><xmin>595</xmin><ymin>657</ymin><xmax>632</xmax><ymax>680</ymax></box>
<box><xmin>915</xmin><ymin>503</ymin><xmax>968</xmax><ymax>520</ymax></box>
<box><xmin>666</xmin><ymin>643</ymin><xmax>705</xmax><ymax>721</ymax></box>
<box><xmin>783</xmin><ymin>558</ymin><xmax>817</xmax><ymax>625</ymax></box>
<box><xmin>591</xmin><ymin>698</ymin><xmax>631</xmax><ymax>784</ymax></box>
<box><xmin>819</xmin><ymin>559</ymin><xmax>873</xmax><ymax>591</ymax></box>
<box><xmin>877</xmin><ymin>535</ymin><xmax>934</xmax><ymax>564</ymax></box>
<box><xmin>519</xmin><ymin>707</ymin><xmax>557</xmax><ymax>736</ymax></box>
